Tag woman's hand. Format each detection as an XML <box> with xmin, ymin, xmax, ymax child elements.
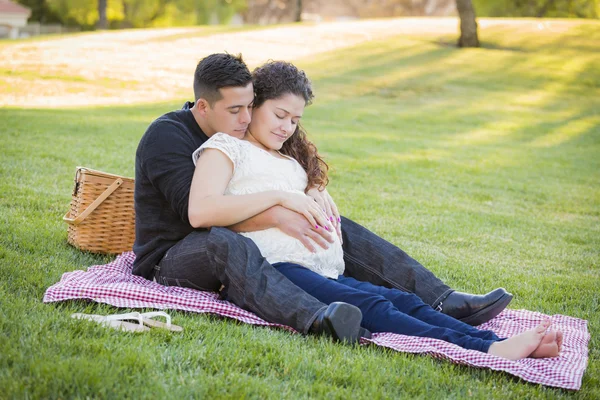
<box><xmin>306</xmin><ymin>187</ymin><xmax>342</xmax><ymax>242</ymax></box>
<box><xmin>271</xmin><ymin>207</ymin><xmax>335</xmax><ymax>253</ymax></box>
<box><xmin>279</xmin><ymin>191</ymin><xmax>334</xmax><ymax>232</ymax></box>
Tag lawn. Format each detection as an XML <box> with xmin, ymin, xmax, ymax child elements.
<box><xmin>0</xmin><ymin>20</ymin><xmax>598</xmax><ymax>398</ymax></box>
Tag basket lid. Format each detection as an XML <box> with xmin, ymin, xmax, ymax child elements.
<box><xmin>76</xmin><ymin>166</ymin><xmax>134</xmax><ymax>182</ymax></box>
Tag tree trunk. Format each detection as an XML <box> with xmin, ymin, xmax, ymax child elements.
<box><xmin>536</xmin><ymin>0</ymin><xmax>556</xmax><ymax>17</ymax></box>
<box><xmin>294</xmin><ymin>0</ymin><xmax>302</xmax><ymax>22</ymax></box>
<box><xmin>96</xmin><ymin>0</ymin><xmax>108</xmax><ymax>30</ymax></box>
<box><xmin>455</xmin><ymin>0</ymin><xmax>479</xmax><ymax>47</ymax></box>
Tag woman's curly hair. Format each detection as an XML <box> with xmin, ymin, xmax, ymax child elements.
<box><xmin>252</xmin><ymin>61</ymin><xmax>329</xmax><ymax>190</ymax></box>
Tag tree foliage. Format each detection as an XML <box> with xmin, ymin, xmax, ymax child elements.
<box><xmin>473</xmin><ymin>0</ymin><xmax>599</xmax><ymax>18</ymax></box>
<box><xmin>14</xmin><ymin>0</ymin><xmax>62</xmax><ymax>23</ymax></box>
<box><xmin>16</xmin><ymin>0</ymin><xmax>246</xmax><ymax>29</ymax></box>
<box><xmin>15</xmin><ymin>0</ymin><xmax>599</xmax><ymax>30</ymax></box>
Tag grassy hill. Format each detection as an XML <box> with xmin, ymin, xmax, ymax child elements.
<box><xmin>0</xmin><ymin>20</ymin><xmax>598</xmax><ymax>398</ymax></box>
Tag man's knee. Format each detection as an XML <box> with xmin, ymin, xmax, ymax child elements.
<box><xmin>207</xmin><ymin>227</ymin><xmax>255</xmax><ymax>252</ymax></box>
<box><xmin>207</xmin><ymin>227</ymin><xmax>239</xmax><ymax>246</ymax></box>
<box><xmin>207</xmin><ymin>227</ymin><xmax>261</xmax><ymax>263</ymax></box>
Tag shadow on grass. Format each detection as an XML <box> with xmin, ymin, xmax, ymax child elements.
<box><xmin>305</xmin><ymin>30</ymin><xmax>599</xmax><ymax>156</ymax></box>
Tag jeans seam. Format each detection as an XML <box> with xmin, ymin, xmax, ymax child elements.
<box><xmin>209</xmin><ymin>251</ymin><xmax>245</xmax><ymax>297</ymax></box>
<box><xmin>344</xmin><ymin>252</ymin><xmax>411</xmax><ymax>293</ymax></box>
<box><xmin>432</xmin><ymin>289</ymin><xmax>454</xmax><ymax>309</ymax></box>
<box><xmin>162</xmin><ymin>248</ymin><xmax>205</xmax><ymax>263</ymax></box>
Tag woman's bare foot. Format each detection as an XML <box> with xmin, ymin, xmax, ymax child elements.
<box><xmin>557</xmin><ymin>330</ymin><xmax>564</xmax><ymax>352</ymax></box>
<box><xmin>530</xmin><ymin>330</ymin><xmax>562</xmax><ymax>358</ymax></box>
<box><xmin>488</xmin><ymin>320</ymin><xmax>551</xmax><ymax>360</ymax></box>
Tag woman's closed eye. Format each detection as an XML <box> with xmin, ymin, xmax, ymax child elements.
<box><xmin>276</xmin><ymin>114</ymin><xmax>299</xmax><ymax>125</ymax></box>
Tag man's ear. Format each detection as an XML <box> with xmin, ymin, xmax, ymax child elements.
<box><xmin>195</xmin><ymin>98</ymin><xmax>211</xmax><ymax>117</ymax></box>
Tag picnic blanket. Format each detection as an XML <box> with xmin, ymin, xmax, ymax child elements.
<box><xmin>43</xmin><ymin>252</ymin><xmax>589</xmax><ymax>390</ymax></box>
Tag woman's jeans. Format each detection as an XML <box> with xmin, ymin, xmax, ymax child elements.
<box><xmin>275</xmin><ymin>262</ymin><xmax>500</xmax><ymax>352</ymax></box>
<box><xmin>155</xmin><ymin>216</ymin><xmax>452</xmax><ymax>334</ymax></box>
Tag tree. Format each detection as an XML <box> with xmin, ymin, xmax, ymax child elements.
<box><xmin>243</xmin><ymin>0</ymin><xmax>292</xmax><ymax>24</ymax></box>
<box><xmin>46</xmin><ymin>0</ymin><xmax>98</xmax><ymax>28</ymax></box>
<box><xmin>472</xmin><ymin>0</ymin><xmax>599</xmax><ymax>18</ymax></box>
<box><xmin>456</xmin><ymin>0</ymin><xmax>479</xmax><ymax>47</ymax></box>
<box><xmin>15</xmin><ymin>0</ymin><xmax>62</xmax><ymax>23</ymax></box>
<box><xmin>97</xmin><ymin>0</ymin><xmax>107</xmax><ymax>29</ymax></box>
<box><xmin>294</xmin><ymin>0</ymin><xmax>302</xmax><ymax>22</ymax></box>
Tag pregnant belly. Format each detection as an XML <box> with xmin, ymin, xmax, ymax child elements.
<box><xmin>240</xmin><ymin>228</ymin><xmax>345</xmax><ymax>279</ymax></box>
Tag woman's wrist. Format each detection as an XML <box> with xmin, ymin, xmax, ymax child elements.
<box><xmin>274</xmin><ymin>190</ymin><xmax>287</xmax><ymax>207</ymax></box>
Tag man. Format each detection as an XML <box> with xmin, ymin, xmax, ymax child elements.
<box><xmin>133</xmin><ymin>53</ymin><xmax>512</xmax><ymax>342</ymax></box>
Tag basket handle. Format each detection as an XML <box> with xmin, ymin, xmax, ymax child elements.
<box><xmin>63</xmin><ymin>178</ymin><xmax>124</xmax><ymax>226</ymax></box>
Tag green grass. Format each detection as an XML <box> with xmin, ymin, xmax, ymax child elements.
<box><xmin>1</xmin><ymin>20</ymin><xmax>599</xmax><ymax>398</ymax></box>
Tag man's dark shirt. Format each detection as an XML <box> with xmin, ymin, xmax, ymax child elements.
<box><xmin>133</xmin><ymin>102</ymin><xmax>208</xmax><ymax>279</ymax></box>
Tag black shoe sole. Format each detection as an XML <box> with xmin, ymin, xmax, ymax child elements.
<box><xmin>358</xmin><ymin>327</ymin><xmax>372</xmax><ymax>340</ymax></box>
<box><xmin>459</xmin><ymin>293</ymin><xmax>513</xmax><ymax>326</ymax></box>
<box><xmin>323</xmin><ymin>303</ymin><xmax>363</xmax><ymax>344</ymax></box>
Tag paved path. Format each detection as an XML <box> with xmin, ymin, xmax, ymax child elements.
<box><xmin>0</xmin><ymin>18</ymin><xmax>573</xmax><ymax>107</ymax></box>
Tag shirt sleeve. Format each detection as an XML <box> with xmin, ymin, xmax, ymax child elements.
<box><xmin>138</xmin><ymin>119</ymin><xmax>198</xmax><ymax>224</ymax></box>
<box><xmin>192</xmin><ymin>132</ymin><xmax>242</xmax><ymax>172</ymax></box>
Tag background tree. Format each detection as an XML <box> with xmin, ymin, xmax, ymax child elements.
<box><xmin>456</xmin><ymin>0</ymin><xmax>479</xmax><ymax>47</ymax></box>
<box><xmin>472</xmin><ymin>0</ymin><xmax>599</xmax><ymax>18</ymax></box>
<box><xmin>294</xmin><ymin>0</ymin><xmax>302</xmax><ymax>22</ymax></box>
<box><xmin>119</xmin><ymin>0</ymin><xmax>169</xmax><ymax>28</ymax></box>
<box><xmin>45</xmin><ymin>0</ymin><xmax>98</xmax><ymax>28</ymax></box>
<box><xmin>97</xmin><ymin>0</ymin><xmax>107</xmax><ymax>29</ymax></box>
<box><xmin>243</xmin><ymin>0</ymin><xmax>292</xmax><ymax>24</ymax></box>
<box><xmin>14</xmin><ymin>0</ymin><xmax>600</xmax><ymax>31</ymax></box>
<box><xmin>15</xmin><ymin>0</ymin><xmax>62</xmax><ymax>23</ymax></box>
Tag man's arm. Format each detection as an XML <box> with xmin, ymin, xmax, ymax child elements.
<box><xmin>228</xmin><ymin>206</ymin><xmax>335</xmax><ymax>253</ymax></box>
<box><xmin>140</xmin><ymin>121</ymin><xmax>198</xmax><ymax>224</ymax></box>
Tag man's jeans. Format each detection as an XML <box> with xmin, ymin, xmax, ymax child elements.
<box><xmin>155</xmin><ymin>217</ymin><xmax>452</xmax><ymax>334</ymax></box>
<box><xmin>340</xmin><ymin>217</ymin><xmax>451</xmax><ymax>308</ymax></box>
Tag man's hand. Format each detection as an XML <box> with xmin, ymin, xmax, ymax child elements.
<box><xmin>273</xmin><ymin>206</ymin><xmax>335</xmax><ymax>253</ymax></box>
<box><xmin>306</xmin><ymin>187</ymin><xmax>342</xmax><ymax>242</ymax></box>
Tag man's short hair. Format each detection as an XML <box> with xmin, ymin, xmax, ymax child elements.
<box><xmin>193</xmin><ymin>53</ymin><xmax>252</xmax><ymax>105</ymax></box>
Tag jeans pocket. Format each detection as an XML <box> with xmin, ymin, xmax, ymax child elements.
<box><xmin>159</xmin><ymin>276</ymin><xmax>206</xmax><ymax>291</ymax></box>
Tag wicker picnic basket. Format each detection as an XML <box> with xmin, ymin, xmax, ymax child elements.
<box><xmin>63</xmin><ymin>166</ymin><xmax>135</xmax><ymax>254</ymax></box>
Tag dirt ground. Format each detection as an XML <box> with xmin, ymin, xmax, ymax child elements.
<box><xmin>0</xmin><ymin>17</ymin><xmax>574</xmax><ymax>108</ymax></box>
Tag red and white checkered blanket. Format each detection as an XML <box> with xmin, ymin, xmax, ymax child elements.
<box><xmin>43</xmin><ymin>252</ymin><xmax>589</xmax><ymax>390</ymax></box>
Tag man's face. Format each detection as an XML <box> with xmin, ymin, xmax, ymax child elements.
<box><xmin>203</xmin><ymin>83</ymin><xmax>254</xmax><ymax>139</ymax></box>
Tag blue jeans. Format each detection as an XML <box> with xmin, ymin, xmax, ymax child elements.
<box><xmin>155</xmin><ymin>217</ymin><xmax>453</xmax><ymax>334</ymax></box>
<box><xmin>275</xmin><ymin>262</ymin><xmax>501</xmax><ymax>352</ymax></box>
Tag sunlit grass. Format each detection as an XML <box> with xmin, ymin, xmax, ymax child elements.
<box><xmin>1</xmin><ymin>20</ymin><xmax>599</xmax><ymax>398</ymax></box>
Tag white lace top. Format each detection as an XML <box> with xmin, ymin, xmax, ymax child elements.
<box><xmin>192</xmin><ymin>132</ymin><xmax>345</xmax><ymax>279</ymax></box>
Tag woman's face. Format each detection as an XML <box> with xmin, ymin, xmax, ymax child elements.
<box><xmin>247</xmin><ymin>93</ymin><xmax>305</xmax><ymax>151</ymax></box>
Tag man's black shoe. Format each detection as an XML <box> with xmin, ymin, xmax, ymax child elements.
<box><xmin>439</xmin><ymin>288</ymin><xmax>513</xmax><ymax>326</ymax></box>
<box><xmin>358</xmin><ymin>327</ymin><xmax>372</xmax><ymax>340</ymax></box>
<box><xmin>310</xmin><ymin>302</ymin><xmax>363</xmax><ymax>344</ymax></box>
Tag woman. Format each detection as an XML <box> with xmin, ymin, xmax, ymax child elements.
<box><xmin>188</xmin><ymin>61</ymin><xmax>562</xmax><ymax>360</ymax></box>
